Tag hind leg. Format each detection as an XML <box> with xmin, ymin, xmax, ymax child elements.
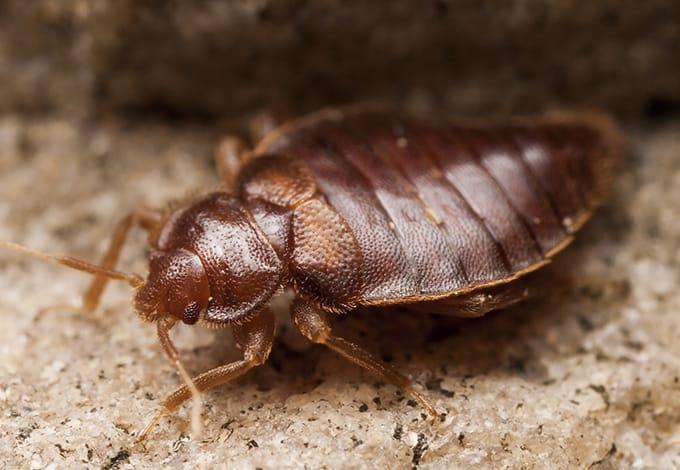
<box><xmin>291</xmin><ymin>298</ymin><xmax>439</xmax><ymax>421</ymax></box>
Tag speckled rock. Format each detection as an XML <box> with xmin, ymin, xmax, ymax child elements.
<box><xmin>0</xmin><ymin>115</ymin><xmax>678</xmax><ymax>468</ymax></box>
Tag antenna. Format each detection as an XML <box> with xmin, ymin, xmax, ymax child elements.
<box><xmin>0</xmin><ymin>240</ymin><xmax>143</xmax><ymax>288</ymax></box>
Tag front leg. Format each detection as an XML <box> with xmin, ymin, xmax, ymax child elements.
<box><xmin>81</xmin><ymin>207</ymin><xmax>163</xmax><ymax>313</ymax></box>
<box><xmin>138</xmin><ymin>308</ymin><xmax>275</xmax><ymax>442</ymax></box>
<box><xmin>154</xmin><ymin>317</ymin><xmax>205</xmax><ymax>440</ymax></box>
<box><xmin>291</xmin><ymin>298</ymin><xmax>439</xmax><ymax>421</ymax></box>
<box><xmin>32</xmin><ymin>207</ymin><xmax>162</xmax><ymax>320</ymax></box>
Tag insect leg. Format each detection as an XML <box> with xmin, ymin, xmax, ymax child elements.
<box><xmin>290</xmin><ymin>298</ymin><xmax>439</xmax><ymax>422</ymax></box>
<box><xmin>248</xmin><ymin>110</ymin><xmax>277</xmax><ymax>143</ymax></box>
<box><xmin>80</xmin><ymin>207</ymin><xmax>163</xmax><ymax>314</ymax></box>
<box><xmin>214</xmin><ymin>111</ymin><xmax>278</xmax><ymax>191</ymax></box>
<box><xmin>155</xmin><ymin>317</ymin><xmax>204</xmax><ymax>440</ymax></box>
<box><xmin>137</xmin><ymin>308</ymin><xmax>275</xmax><ymax>442</ymax></box>
<box><xmin>214</xmin><ymin>136</ymin><xmax>252</xmax><ymax>191</ymax></box>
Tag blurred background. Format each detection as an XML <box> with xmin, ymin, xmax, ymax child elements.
<box><xmin>1</xmin><ymin>2</ymin><xmax>679</xmax><ymax>469</ymax></box>
<box><xmin>2</xmin><ymin>1</ymin><xmax>679</xmax><ymax>121</ymax></box>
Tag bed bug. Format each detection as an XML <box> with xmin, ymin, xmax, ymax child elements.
<box><xmin>0</xmin><ymin>106</ymin><xmax>621</xmax><ymax>441</ymax></box>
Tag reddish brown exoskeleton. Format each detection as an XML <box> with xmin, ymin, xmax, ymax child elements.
<box><xmin>0</xmin><ymin>107</ymin><xmax>621</xmax><ymax>441</ymax></box>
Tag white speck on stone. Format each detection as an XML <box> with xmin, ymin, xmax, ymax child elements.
<box><xmin>30</xmin><ymin>454</ymin><xmax>42</xmax><ymax>470</ymax></box>
<box><xmin>405</xmin><ymin>431</ymin><xmax>419</xmax><ymax>446</ymax></box>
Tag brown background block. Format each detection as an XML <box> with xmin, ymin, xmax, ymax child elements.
<box><xmin>2</xmin><ymin>1</ymin><xmax>679</xmax><ymax>118</ymax></box>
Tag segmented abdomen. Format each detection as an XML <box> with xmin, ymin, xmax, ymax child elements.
<box><xmin>261</xmin><ymin>110</ymin><xmax>620</xmax><ymax>304</ymax></box>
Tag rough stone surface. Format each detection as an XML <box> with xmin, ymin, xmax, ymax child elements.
<box><xmin>2</xmin><ymin>1</ymin><xmax>680</xmax><ymax>117</ymax></box>
<box><xmin>0</xmin><ymin>114</ymin><xmax>678</xmax><ymax>468</ymax></box>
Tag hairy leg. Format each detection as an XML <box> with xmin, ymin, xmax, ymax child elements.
<box><xmin>138</xmin><ymin>308</ymin><xmax>276</xmax><ymax>442</ymax></box>
<box><xmin>291</xmin><ymin>298</ymin><xmax>439</xmax><ymax>421</ymax></box>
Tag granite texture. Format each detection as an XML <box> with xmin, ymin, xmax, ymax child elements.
<box><xmin>0</xmin><ymin>114</ymin><xmax>678</xmax><ymax>468</ymax></box>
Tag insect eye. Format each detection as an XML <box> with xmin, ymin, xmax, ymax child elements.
<box><xmin>182</xmin><ymin>301</ymin><xmax>201</xmax><ymax>325</ymax></box>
